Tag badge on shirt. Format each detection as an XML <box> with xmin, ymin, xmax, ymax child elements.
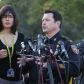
<box><xmin>71</xmin><ymin>45</ymin><xmax>79</xmax><ymax>54</ymax></box>
<box><xmin>7</xmin><ymin>68</ymin><xmax>15</xmax><ymax>77</ymax></box>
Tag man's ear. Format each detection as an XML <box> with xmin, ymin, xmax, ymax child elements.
<box><xmin>55</xmin><ymin>20</ymin><xmax>61</xmax><ymax>28</ymax></box>
<box><xmin>56</xmin><ymin>21</ymin><xmax>61</xmax><ymax>27</ymax></box>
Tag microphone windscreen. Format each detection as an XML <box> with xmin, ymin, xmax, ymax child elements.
<box><xmin>24</xmin><ymin>37</ymin><xmax>32</xmax><ymax>44</ymax></box>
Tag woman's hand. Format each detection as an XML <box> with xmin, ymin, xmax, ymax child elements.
<box><xmin>0</xmin><ymin>49</ymin><xmax>7</xmax><ymax>59</ymax></box>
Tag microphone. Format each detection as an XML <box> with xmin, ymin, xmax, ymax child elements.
<box><xmin>16</xmin><ymin>42</ymin><xmax>26</xmax><ymax>55</ymax></box>
<box><xmin>19</xmin><ymin>42</ymin><xmax>26</xmax><ymax>67</ymax></box>
<box><xmin>37</xmin><ymin>34</ymin><xmax>44</xmax><ymax>54</ymax></box>
<box><xmin>54</xmin><ymin>44</ymin><xmax>60</xmax><ymax>56</ymax></box>
<box><xmin>21</xmin><ymin>42</ymin><xmax>25</xmax><ymax>49</ymax></box>
<box><xmin>37</xmin><ymin>34</ymin><xmax>44</xmax><ymax>48</ymax></box>
<box><xmin>20</xmin><ymin>42</ymin><xmax>26</xmax><ymax>54</ymax></box>
<box><xmin>58</xmin><ymin>41</ymin><xmax>69</xmax><ymax>59</ymax></box>
<box><xmin>25</xmin><ymin>38</ymin><xmax>36</xmax><ymax>52</ymax></box>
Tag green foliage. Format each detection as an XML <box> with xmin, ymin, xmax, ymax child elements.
<box><xmin>0</xmin><ymin>0</ymin><xmax>84</xmax><ymax>42</ymax></box>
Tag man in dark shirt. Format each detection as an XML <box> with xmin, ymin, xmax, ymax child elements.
<box><xmin>41</xmin><ymin>10</ymin><xmax>80</xmax><ymax>84</ymax></box>
<box><xmin>76</xmin><ymin>40</ymin><xmax>84</xmax><ymax>84</ymax></box>
<box><xmin>17</xmin><ymin>10</ymin><xmax>80</xmax><ymax>84</ymax></box>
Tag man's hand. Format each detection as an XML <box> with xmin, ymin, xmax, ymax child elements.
<box><xmin>17</xmin><ymin>55</ymin><xmax>34</xmax><ymax>67</ymax></box>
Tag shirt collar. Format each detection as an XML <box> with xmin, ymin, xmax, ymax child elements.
<box><xmin>45</xmin><ymin>31</ymin><xmax>61</xmax><ymax>44</ymax></box>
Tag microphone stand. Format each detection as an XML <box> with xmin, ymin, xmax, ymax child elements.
<box><xmin>37</xmin><ymin>46</ymin><xmax>55</xmax><ymax>84</ymax></box>
<box><xmin>19</xmin><ymin>42</ymin><xmax>26</xmax><ymax>81</ymax></box>
<box><xmin>37</xmin><ymin>49</ymin><xmax>44</xmax><ymax>84</ymax></box>
<box><xmin>36</xmin><ymin>34</ymin><xmax>44</xmax><ymax>84</ymax></box>
<box><xmin>49</xmin><ymin>45</ymin><xmax>64</xmax><ymax>84</ymax></box>
<box><xmin>46</xmin><ymin>51</ymin><xmax>55</xmax><ymax>84</ymax></box>
<box><xmin>58</xmin><ymin>41</ymin><xmax>69</xmax><ymax>84</ymax></box>
<box><xmin>46</xmin><ymin>43</ymin><xmax>65</xmax><ymax>84</ymax></box>
<box><xmin>26</xmin><ymin>38</ymin><xmax>42</xmax><ymax>84</ymax></box>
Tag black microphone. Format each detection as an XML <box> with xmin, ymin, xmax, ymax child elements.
<box><xmin>20</xmin><ymin>42</ymin><xmax>26</xmax><ymax>54</ymax></box>
<box><xmin>21</xmin><ymin>42</ymin><xmax>25</xmax><ymax>49</ymax></box>
<box><xmin>58</xmin><ymin>41</ymin><xmax>69</xmax><ymax>59</ymax></box>
<box><xmin>37</xmin><ymin>34</ymin><xmax>44</xmax><ymax>48</ymax></box>
<box><xmin>37</xmin><ymin>34</ymin><xmax>44</xmax><ymax>54</ymax></box>
<box><xmin>16</xmin><ymin>42</ymin><xmax>26</xmax><ymax>55</ymax></box>
<box><xmin>25</xmin><ymin>38</ymin><xmax>36</xmax><ymax>52</ymax></box>
<box><xmin>54</xmin><ymin>44</ymin><xmax>60</xmax><ymax>56</ymax></box>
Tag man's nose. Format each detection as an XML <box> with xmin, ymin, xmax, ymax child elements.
<box><xmin>42</xmin><ymin>21</ymin><xmax>46</xmax><ymax>26</ymax></box>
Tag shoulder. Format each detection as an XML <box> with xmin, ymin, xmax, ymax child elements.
<box><xmin>18</xmin><ymin>32</ymin><xmax>24</xmax><ymax>37</ymax></box>
<box><xmin>77</xmin><ymin>39</ymin><xmax>84</xmax><ymax>54</ymax></box>
<box><xmin>16</xmin><ymin>32</ymin><xmax>25</xmax><ymax>41</ymax></box>
<box><xmin>17</xmin><ymin>32</ymin><xmax>25</xmax><ymax>38</ymax></box>
<box><xmin>61</xmin><ymin>35</ymin><xmax>79</xmax><ymax>54</ymax></box>
<box><xmin>77</xmin><ymin>39</ymin><xmax>84</xmax><ymax>48</ymax></box>
<box><xmin>60</xmin><ymin>35</ymin><xmax>73</xmax><ymax>45</ymax></box>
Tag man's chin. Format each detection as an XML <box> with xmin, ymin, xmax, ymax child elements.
<box><xmin>42</xmin><ymin>29</ymin><xmax>47</xmax><ymax>33</ymax></box>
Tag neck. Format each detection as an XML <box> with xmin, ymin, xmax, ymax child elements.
<box><xmin>46</xmin><ymin>28</ymin><xmax>60</xmax><ymax>39</ymax></box>
<box><xmin>2</xmin><ymin>28</ymin><xmax>11</xmax><ymax>34</ymax></box>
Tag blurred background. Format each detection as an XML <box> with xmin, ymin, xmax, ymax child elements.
<box><xmin>0</xmin><ymin>0</ymin><xmax>84</xmax><ymax>43</ymax></box>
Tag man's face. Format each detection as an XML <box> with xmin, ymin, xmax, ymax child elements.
<box><xmin>42</xmin><ymin>13</ymin><xmax>58</xmax><ymax>34</ymax></box>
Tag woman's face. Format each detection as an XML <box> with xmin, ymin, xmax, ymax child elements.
<box><xmin>1</xmin><ymin>12</ymin><xmax>14</xmax><ymax>29</ymax></box>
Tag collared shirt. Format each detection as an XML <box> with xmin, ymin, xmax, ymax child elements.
<box><xmin>43</xmin><ymin>31</ymin><xmax>80</xmax><ymax>84</ymax></box>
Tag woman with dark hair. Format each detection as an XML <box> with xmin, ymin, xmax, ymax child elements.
<box><xmin>0</xmin><ymin>5</ymin><xmax>25</xmax><ymax>84</ymax></box>
<box><xmin>0</xmin><ymin>5</ymin><xmax>39</xmax><ymax>84</ymax></box>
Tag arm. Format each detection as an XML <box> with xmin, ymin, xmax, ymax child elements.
<box><xmin>65</xmin><ymin>41</ymin><xmax>80</xmax><ymax>77</ymax></box>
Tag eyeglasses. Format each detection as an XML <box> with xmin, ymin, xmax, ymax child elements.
<box><xmin>2</xmin><ymin>14</ymin><xmax>13</xmax><ymax>18</ymax></box>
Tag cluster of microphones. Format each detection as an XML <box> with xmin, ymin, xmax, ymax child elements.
<box><xmin>20</xmin><ymin>34</ymin><xmax>69</xmax><ymax>59</ymax></box>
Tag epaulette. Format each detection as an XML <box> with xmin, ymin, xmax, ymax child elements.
<box><xmin>61</xmin><ymin>35</ymin><xmax>73</xmax><ymax>43</ymax></box>
<box><xmin>61</xmin><ymin>36</ymin><xmax>79</xmax><ymax>54</ymax></box>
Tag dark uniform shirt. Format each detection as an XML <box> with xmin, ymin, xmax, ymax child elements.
<box><xmin>43</xmin><ymin>31</ymin><xmax>80</xmax><ymax>84</ymax></box>
<box><xmin>76</xmin><ymin>40</ymin><xmax>84</xmax><ymax>75</ymax></box>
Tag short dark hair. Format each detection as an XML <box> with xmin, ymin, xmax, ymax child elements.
<box><xmin>44</xmin><ymin>10</ymin><xmax>62</xmax><ymax>27</ymax></box>
<box><xmin>0</xmin><ymin>5</ymin><xmax>18</xmax><ymax>34</ymax></box>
